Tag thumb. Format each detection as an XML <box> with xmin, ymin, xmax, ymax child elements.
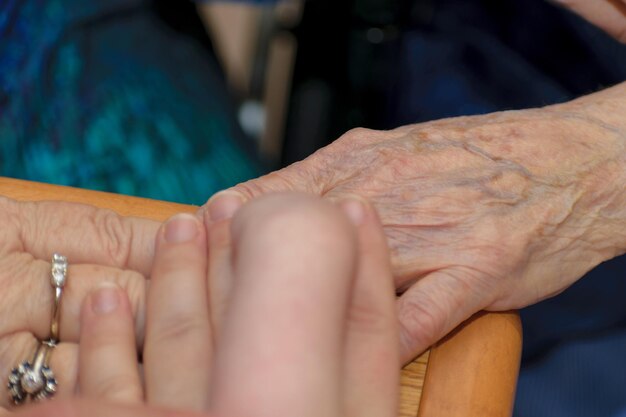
<box><xmin>202</xmin><ymin>159</ymin><xmax>323</xmax><ymax>224</ymax></box>
<box><xmin>396</xmin><ymin>268</ymin><xmax>490</xmax><ymax>364</ymax></box>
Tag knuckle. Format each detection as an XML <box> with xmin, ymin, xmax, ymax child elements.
<box><xmin>232</xmin><ymin>180</ymin><xmax>266</xmax><ymax>200</ymax></box>
<box><xmin>398</xmin><ymin>297</ymin><xmax>445</xmax><ymax>352</ymax></box>
<box><xmin>92</xmin><ymin>210</ymin><xmax>133</xmax><ymax>267</ymax></box>
<box><xmin>232</xmin><ymin>169</ymin><xmax>296</xmax><ymax>198</ymax></box>
<box><xmin>113</xmin><ymin>268</ymin><xmax>145</xmax><ymax>293</ymax></box>
<box><xmin>342</xmin><ymin>127</ymin><xmax>374</xmax><ymax>141</ymax></box>
<box><xmin>331</xmin><ymin>128</ymin><xmax>377</xmax><ymax>153</ymax></box>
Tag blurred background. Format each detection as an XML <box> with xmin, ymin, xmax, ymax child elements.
<box><xmin>2</xmin><ymin>0</ymin><xmax>626</xmax><ymax>416</ymax></box>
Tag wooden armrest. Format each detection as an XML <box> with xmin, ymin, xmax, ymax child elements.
<box><xmin>0</xmin><ymin>177</ymin><xmax>522</xmax><ymax>417</ymax></box>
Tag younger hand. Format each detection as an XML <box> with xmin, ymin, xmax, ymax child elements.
<box><xmin>23</xmin><ymin>193</ymin><xmax>400</xmax><ymax>417</ymax></box>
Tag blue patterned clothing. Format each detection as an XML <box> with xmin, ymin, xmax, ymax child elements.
<box><xmin>0</xmin><ymin>0</ymin><xmax>261</xmax><ymax>205</ymax></box>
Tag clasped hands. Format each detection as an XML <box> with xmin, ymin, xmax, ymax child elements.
<box><xmin>0</xmin><ymin>192</ymin><xmax>398</xmax><ymax>417</ymax></box>
<box><xmin>2</xmin><ymin>92</ymin><xmax>625</xmax><ymax>416</ymax></box>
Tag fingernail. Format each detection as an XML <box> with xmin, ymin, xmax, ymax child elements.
<box><xmin>164</xmin><ymin>213</ymin><xmax>200</xmax><ymax>243</ymax></box>
<box><xmin>91</xmin><ymin>283</ymin><xmax>120</xmax><ymax>315</ymax></box>
<box><xmin>340</xmin><ymin>198</ymin><xmax>367</xmax><ymax>226</ymax></box>
<box><xmin>208</xmin><ymin>192</ymin><xmax>244</xmax><ymax>223</ymax></box>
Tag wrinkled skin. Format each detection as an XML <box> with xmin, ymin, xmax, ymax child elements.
<box><xmin>208</xmin><ymin>87</ymin><xmax>626</xmax><ymax>362</ymax></box>
<box><xmin>0</xmin><ymin>194</ymin><xmax>399</xmax><ymax>417</ymax></box>
<box><xmin>0</xmin><ymin>197</ymin><xmax>158</xmax><ymax>412</ymax></box>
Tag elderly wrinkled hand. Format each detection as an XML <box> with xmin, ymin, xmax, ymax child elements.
<box><xmin>0</xmin><ymin>197</ymin><xmax>158</xmax><ymax>411</ymax></box>
<box><xmin>205</xmin><ymin>85</ymin><xmax>626</xmax><ymax>363</ymax></box>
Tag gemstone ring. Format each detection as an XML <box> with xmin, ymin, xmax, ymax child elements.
<box><xmin>7</xmin><ymin>341</ymin><xmax>57</xmax><ymax>405</ymax></box>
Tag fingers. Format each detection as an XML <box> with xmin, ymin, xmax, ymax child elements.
<box><xmin>143</xmin><ymin>214</ymin><xmax>212</xmax><ymax>412</ymax></box>
<box><xmin>0</xmin><ymin>333</ymin><xmax>78</xmax><ymax>409</ymax></box>
<box><xmin>78</xmin><ymin>284</ymin><xmax>142</xmax><ymax>404</ymax></box>
<box><xmin>0</xmin><ymin>254</ymin><xmax>146</xmax><ymax>346</ymax></box>
<box><xmin>203</xmin><ymin>192</ymin><xmax>245</xmax><ymax>225</ymax></box>
<box><xmin>339</xmin><ymin>200</ymin><xmax>399</xmax><ymax>417</ymax></box>
<box><xmin>553</xmin><ymin>0</ymin><xmax>626</xmax><ymax>42</ymax></box>
<box><xmin>0</xmin><ymin>197</ymin><xmax>158</xmax><ymax>275</ymax></box>
<box><xmin>204</xmin><ymin>213</ymin><xmax>236</xmax><ymax>341</ymax></box>
<box><xmin>202</xmin><ymin>161</ymin><xmax>319</xmax><ymax>226</ymax></box>
<box><xmin>46</xmin><ymin>342</ymin><xmax>79</xmax><ymax>399</ymax></box>
<box><xmin>396</xmin><ymin>268</ymin><xmax>491</xmax><ymax>363</ymax></box>
<box><xmin>210</xmin><ymin>193</ymin><xmax>357</xmax><ymax>417</ymax></box>
<box><xmin>15</xmin><ymin>399</ymin><xmax>207</xmax><ymax>417</ymax></box>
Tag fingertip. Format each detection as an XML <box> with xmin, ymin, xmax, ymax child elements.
<box><xmin>80</xmin><ymin>283</ymin><xmax>134</xmax><ymax>346</ymax></box>
<box><xmin>79</xmin><ymin>282</ymin><xmax>141</xmax><ymax>403</ymax></box>
<box><xmin>337</xmin><ymin>196</ymin><xmax>384</xmax><ymax>230</ymax></box>
<box><xmin>81</xmin><ymin>282</ymin><xmax>122</xmax><ymax>321</ymax></box>
<box><xmin>80</xmin><ymin>283</ymin><xmax>133</xmax><ymax>346</ymax></box>
<box><xmin>205</xmin><ymin>191</ymin><xmax>245</xmax><ymax>224</ymax></box>
<box><xmin>339</xmin><ymin>198</ymin><xmax>368</xmax><ymax>226</ymax></box>
<box><xmin>162</xmin><ymin>213</ymin><xmax>202</xmax><ymax>244</ymax></box>
<box><xmin>145</xmin><ymin>214</ymin><xmax>213</xmax><ymax>410</ymax></box>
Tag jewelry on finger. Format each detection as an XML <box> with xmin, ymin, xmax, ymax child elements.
<box><xmin>50</xmin><ymin>253</ymin><xmax>68</xmax><ymax>343</ymax></box>
<box><xmin>7</xmin><ymin>341</ymin><xmax>58</xmax><ymax>405</ymax></box>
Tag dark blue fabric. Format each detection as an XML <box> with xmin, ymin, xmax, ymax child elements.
<box><xmin>391</xmin><ymin>0</ymin><xmax>626</xmax><ymax>127</ymax></box>
<box><xmin>518</xmin><ymin>325</ymin><xmax>626</xmax><ymax>417</ymax></box>
<box><xmin>517</xmin><ymin>256</ymin><xmax>626</xmax><ymax>417</ymax></box>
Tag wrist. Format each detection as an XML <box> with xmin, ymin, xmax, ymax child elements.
<box><xmin>554</xmin><ymin>85</ymin><xmax>626</xmax><ymax>257</ymax></box>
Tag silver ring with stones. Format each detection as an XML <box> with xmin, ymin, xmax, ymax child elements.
<box><xmin>7</xmin><ymin>341</ymin><xmax>58</xmax><ymax>405</ymax></box>
<box><xmin>50</xmin><ymin>253</ymin><xmax>68</xmax><ymax>343</ymax></box>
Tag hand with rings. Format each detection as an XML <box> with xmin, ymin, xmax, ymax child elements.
<box><xmin>7</xmin><ymin>193</ymin><xmax>399</xmax><ymax>417</ymax></box>
<box><xmin>7</xmin><ymin>253</ymin><xmax>66</xmax><ymax>405</ymax></box>
<box><xmin>0</xmin><ymin>196</ymin><xmax>158</xmax><ymax>412</ymax></box>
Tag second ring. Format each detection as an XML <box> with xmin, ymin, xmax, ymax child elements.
<box><xmin>49</xmin><ymin>253</ymin><xmax>68</xmax><ymax>344</ymax></box>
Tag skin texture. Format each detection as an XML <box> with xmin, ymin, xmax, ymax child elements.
<box><xmin>0</xmin><ymin>198</ymin><xmax>157</xmax><ymax>411</ymax></box>
<box><xmin>1</xmin><ymin>7</ymin><xmax>626</xmax><ymax>414</ymax></box>
<box><xmin>553</xmin><ymin>0</ymin><xmax>626</xmax><ymax>43</ymax></box>
<box><xmin>208</xmin><ymin>195</ymin><xmax>398</xmax><ymax>417</ymax></box>
<box><xmin>205</xmin><ymin>83</ymin><xmax>626</xmax><ymax>363</ymax></box>
<box><xmin>3</xmin><ymin>193</ymin><xmax>398</xmax><ymax>417</ymax></box>
<box><xmin>2</xmin><ymin>400</ymin><xmax>207</xmax><ymax>417</ymax></box>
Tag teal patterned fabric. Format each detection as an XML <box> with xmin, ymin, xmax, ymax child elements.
<box><xmin>0</xmin><ymin>0</ymin><xmax>261</xmax><ymax>205</ymax></box>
